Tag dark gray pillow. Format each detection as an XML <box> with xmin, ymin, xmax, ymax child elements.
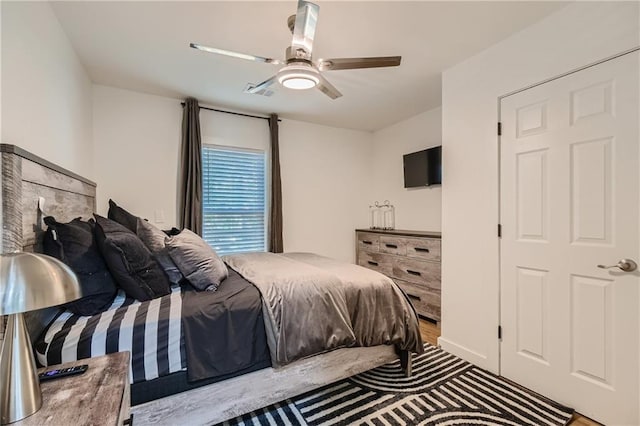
<box><xmin>166</xmin><ymin>230</ymin><xmax>228</xmax><ymax>291</ymax></box>
<box><xmin>94</xmin><ymin>214</ymin><xmax>171</xmax><ymax>301</ymax></box>
<box><xmin>42</xmin><ymin>216</ymin><xmax>117</xmax><ymax>316</ymax></box>
<box><xmin>136</xmin><ymin>218</ymin><xmax>183</xmax><ymax>286</ymax></box>
<box><xmin>107</xmin><ymin>199</ymin><xmax>138</xmax><ymax>233</ymax></box>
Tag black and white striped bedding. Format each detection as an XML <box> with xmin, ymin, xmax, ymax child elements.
<box><xmin>36</xmin><ymin>286</ymin><xmax>186</xmax><ymax>384</ymax></box>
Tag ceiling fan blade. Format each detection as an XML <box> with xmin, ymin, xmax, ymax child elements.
<box><xmin>318</xmin><ymin>56</ymin><xmax>401</xmax><ymax>71</ymax></box>
<box><xmin>246</xmin><ymin>76</ymin><xmax>277</xmax><ymax>94</ymax></box>
<box><xmin>190</xmin><ymin>43</ymin><xmax>283</xmax><ymax>65</ymax></box>
<box><xmin>316</xmin><ymin>75</ymin><xmax>342</xmax><ymax>100</ymax></box>
<box><xmin>291</xmin><ymin>0</ymin><xmax>319</xmax><ymax>57</ymax></box>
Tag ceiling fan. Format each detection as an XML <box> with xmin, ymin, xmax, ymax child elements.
<box><xmin>190</xmin><ymin>0</ymin><xmax>401</xmax><ymax>100</ymax></box>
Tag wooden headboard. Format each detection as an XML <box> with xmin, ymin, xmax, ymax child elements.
<box><xmin>0</xmin><ymin>144</ymin><xmax>96</xmax><ymax>342</ymax></box>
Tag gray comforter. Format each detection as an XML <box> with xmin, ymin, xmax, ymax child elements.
<box><xmin>223</xmin><ymin>252</ymin><xmax>424</xmax><ymax>367</ymax></box>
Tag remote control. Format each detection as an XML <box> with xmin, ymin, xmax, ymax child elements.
<box><xmin>39</xmin><ymin>365</ymin><xmax>88</xmax><ymax>382</ymax></box>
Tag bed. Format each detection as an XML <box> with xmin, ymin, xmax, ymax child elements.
<box><xmin>0</xmin><ymin>144</ymin><xmax>423</xmax><ymax>425</ymax></box>
<box><xmin>34</xmin><ymin>267</ymin><xmax>272</xmax><ymax>405</ymax></box>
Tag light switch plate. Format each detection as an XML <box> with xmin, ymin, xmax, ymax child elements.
<box><xmin>154</xmin><ymin>209</ymin><xmax>165</xmax><ymax>224</ymax></box>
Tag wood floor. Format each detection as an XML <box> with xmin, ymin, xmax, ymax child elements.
<box><xmin>418</xmin><ymin>320</ymin><xmax>601</xmax><ymax>426</ymax></box>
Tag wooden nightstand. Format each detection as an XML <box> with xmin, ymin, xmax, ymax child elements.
<box><xmin>14</xmin><ymin>352</ymin><xmax>131</xmax><ymax>425</ymax></box>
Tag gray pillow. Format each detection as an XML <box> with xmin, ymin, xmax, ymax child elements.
<box><xmin>166</xmin><ymin>230</ymin><xmax>228</xmax><ymax>291</ymax></box>
<box><xmin>136</xmin><ymin>218</ymin><xmax>183</xmax><ymax>286</ymax></box>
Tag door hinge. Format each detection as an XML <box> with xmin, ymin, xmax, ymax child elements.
<box><xmin>498</xmin><ymin>325</ymin><xmax>502</xmax><ymax>340</ymax></box>
<box><xmin>497</xmin><ymin>122</ymin><xmax>502</xmax><ymax>136</ymax></box>
<box><xmin>498</xmin><ymin>224</ymin><xmax>502</xmax><ymax>238</ymax></box>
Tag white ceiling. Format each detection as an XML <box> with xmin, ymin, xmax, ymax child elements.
<box><xmin>51</xmin><ymin>1</ymin><xmax>567</xmax><ymax>131</ymax></box>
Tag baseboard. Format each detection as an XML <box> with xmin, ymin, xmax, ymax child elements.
<box><xmin>437</xmin><ymin>336</ymin><xmax>493</xmax><ymax>372</ymax></box>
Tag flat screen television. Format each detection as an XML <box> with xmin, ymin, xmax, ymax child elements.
<box><xmin>403</xmin><ymin>146</ymin><xmax>442</xmax><ymax>188</ymax></box>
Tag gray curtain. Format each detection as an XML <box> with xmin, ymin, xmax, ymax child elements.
<box><xmin>178</xmin><ymin>98</ymin><xmax>202</xmax><ymax>235</ymax></box>
<box><xmin>269</xmin><ymin>114</ymin><xmax>283</xmax><ymax>252</ymax></box>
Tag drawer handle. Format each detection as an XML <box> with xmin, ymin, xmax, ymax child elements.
<box><xmin>362</xmin><ymin>240</ymin><xmax>373</xmax><ymax>245</ymax></box>
<box><xmin>385</xmin><ymin>244</ymin><xmax>398</xmax><ymax>249</ymax></box>
<box><xmin>368</xmin><ymin>261</ymin><xmax>379</xmax><ymax>266</ymax></box>
<box><xmin>407</xmin><ymin>293</ymin><xmax>422</xmax><ymax>301</ymax></box>
<box><xmin>414</xmin><ymin>247</ymin><xmax>430</xmax><ymax>253</ymax></box>
<box><xmin>407</xmin><ymin>269</ymin><xmax>422</xmax><ymax>276</ymax></box>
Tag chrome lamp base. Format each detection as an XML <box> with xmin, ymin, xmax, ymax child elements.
<box><xmin>0</xmin><ymin>313</ymin><xmax>42</xmax><ymax>424</ymax></box>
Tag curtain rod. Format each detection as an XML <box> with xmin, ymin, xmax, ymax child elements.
<box><xmin>180</xmin><ymin>102</ymin><xmax>281</xmax><ymax>122</ymax></box>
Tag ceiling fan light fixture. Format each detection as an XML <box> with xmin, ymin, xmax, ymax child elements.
<box><xmin>277</xmin><ymin>64</ymin><xmax>319</xmax><ymax>90</ymax></box>
<box><xmin>190</xmin><ymin>1</ymin><xmax>400</xmax><ymax>100</ymax></box>
<box><xmin>280</xmin><ymin>74</ymin><xmax>319</xmax><ymax>90</ymax></box>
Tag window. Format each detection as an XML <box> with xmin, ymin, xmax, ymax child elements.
<box><xmin>202</xmin><ymin>145</ymin><xmax>266</xmax><ymax>255</ymax></box>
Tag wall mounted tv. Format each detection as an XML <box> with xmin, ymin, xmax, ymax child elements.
<box><xmin>403</xmin><ymin>146</ymin><xmax>442</xmax><ymax>188</ymax></box>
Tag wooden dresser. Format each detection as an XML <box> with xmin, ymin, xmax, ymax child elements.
<box><xmin>356</xmin><ymin>229</ymin><xmax>442</xmax><ymax>322</ymax></box>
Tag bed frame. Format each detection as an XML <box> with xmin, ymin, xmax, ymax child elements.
<box><xmin>0</xmin><ymin>144</ymin><xmax>411</xmax><ymax>425</ymax></box>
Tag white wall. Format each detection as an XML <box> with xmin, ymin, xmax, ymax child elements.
<box><xmin>280</xmin><ymin>120</ymin><xmax>372</xmax><ymax>262</ymax></box>
<box><xmin>440</xmin><ymin>1</ymin><xmax>640</xmax><ymax>376</ymax></box>
<box><xmin>92</xmin><ymin>85</ymin><xmax>271</xmax><ymax>224</ymax></box>
<box><xmin>1</xmin><ymin>1</ymin><xmax>93</xmax><ymax>179</ymax></box>
<box><xmin>93</xmin><ymin>85</ymin><xmax>372</xmax><ymax>263</ymax></box>
<box><xmin>92</xmin><ymin>85</ymin><xmax>182</xmax><ymax>223</ymax></box>
<box><xmin>371</xmin><ymin>108</ymin><xmax>441</xmax><ymax>231</ymax></box>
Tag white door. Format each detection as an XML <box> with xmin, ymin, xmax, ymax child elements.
<box><xmin>500</xmin><ymin>51</ymin><xmax>639</xmax><ymax>425</ymax></box>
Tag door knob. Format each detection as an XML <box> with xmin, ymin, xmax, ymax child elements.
<box><xmin>597</xmin><ymin>259</ymin><xmax>638</xmax><ymax>272</ymax></box>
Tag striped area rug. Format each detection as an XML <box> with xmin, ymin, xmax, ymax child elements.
<box><xmin>220</xmin><ymin>344</ymin><xmax>573</xmax><ymax>426</ymax></box>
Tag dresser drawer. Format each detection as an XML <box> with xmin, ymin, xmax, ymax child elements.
<box><xmin>357</xmin><ymin>251</ymin><xmax>393</xmax><ymax>276</ymax></box>
<box><xmin>392</xmin><ymin>258</ymin><xmax>440</xmax><ymax>285</ymax></box>
<box><xmin>357</xmin><ymin>232</ymin><xmax>380</xmax><ymax>252</ymax></box>
<box><xmin>378</xmin><ymin>236</ymin><xmax>407</xmax><ymax>256</ymax></box>
<box><xmin>405</xmin><ymin>237</ymin><xmax>441</xmax><ymax>261</ymax></box>
<box><xmin>355</xmin><ymin>229</ymin><xmax>441</xmax><ymax>323</ymax></box>
<box><xmin>393</xmin><ymin>279</ymin><xmax>441</xmax><ymax>321</ymax></box>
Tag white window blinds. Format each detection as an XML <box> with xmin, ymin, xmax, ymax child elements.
<box><xmin>202</xmin><ymin>145</ymin><xmax>266</xmax><ymax>255</ymax></box>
